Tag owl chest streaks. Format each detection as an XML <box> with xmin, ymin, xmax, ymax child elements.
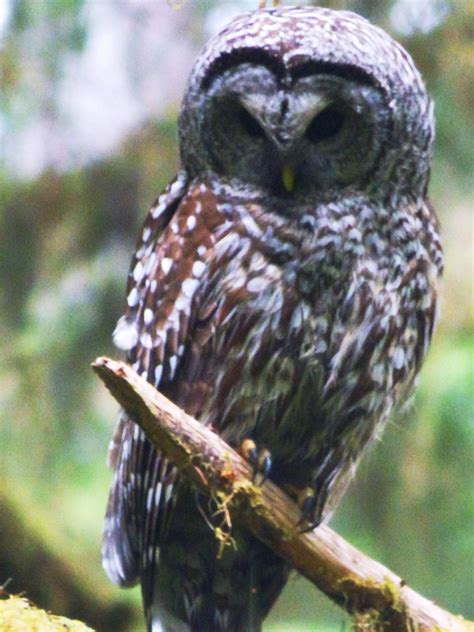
<box><xmin>126</xmin><ymin>178</ymin><xmax>439</xmax><ymax>508</ymax></box>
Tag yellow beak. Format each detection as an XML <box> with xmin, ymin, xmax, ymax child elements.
<box><xmin>281</xmin><ymin>164</ymin><xmax>295</xmax><ymax>193</ymax></box>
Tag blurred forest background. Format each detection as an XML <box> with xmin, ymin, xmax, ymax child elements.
<box><xmin>0</xmin><ymin>1</ymin><xmax>472</xmax><ymax>630</ymax></box>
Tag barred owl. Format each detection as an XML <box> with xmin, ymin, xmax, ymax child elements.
<box><xmin>103</xmin><ymin>7</ymin><xmax>442</xmax><ymax>631</ymax></box>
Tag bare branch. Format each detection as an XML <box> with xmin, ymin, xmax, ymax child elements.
<box><xmin>93</xmin><ymin>356</ymin><xmax>473</xmax><ymax>632</ymax></box>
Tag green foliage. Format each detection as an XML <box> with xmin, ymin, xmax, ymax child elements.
<box><xmin>2</xmin><ymin>0</ymin><xmax>87</xmax><ymax>131</ymax></box>
<box><xmin>11</xmin><ymin>0</ymin><xmax>86</xmax><ymax>46</ymax></box>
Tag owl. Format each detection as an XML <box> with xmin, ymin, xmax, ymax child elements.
<box><xmin>103</xmin><ymin>7</ymin><xmax>443</xmax><ymax>632</ymax></box>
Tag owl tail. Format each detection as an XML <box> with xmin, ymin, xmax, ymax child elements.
<box><xmin>144</xmin><ymin>492</ymin><xmax>290</xmax><ymax>632</ymax></box>
<box><xmin>148</xmin><ymin>549</ymin><xmax>289</xmax><ymax>632</ymax></box>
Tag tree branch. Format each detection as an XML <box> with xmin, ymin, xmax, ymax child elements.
<box><xmin>92</xmin><ymin>356</ymin><xmax>472</xmax><ymax>632</ymax></box>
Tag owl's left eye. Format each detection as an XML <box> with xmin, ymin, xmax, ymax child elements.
<box><xmin>306</xmin><ymin>106</ymin><xmax>345</xmax><ymax>143</ymax></box>
<box><xmin>236</xmin><ymin>105</ymin><xmax>266</xmax><ymax>139</ymax></box>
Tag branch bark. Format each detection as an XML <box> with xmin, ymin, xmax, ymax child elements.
<box><xmin>93</xmin><ymin>356</ymin><xmax>472</xmax><ymax>632</ymax></box>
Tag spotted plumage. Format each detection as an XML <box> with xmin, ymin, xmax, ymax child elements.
<box><xmin>103</xmin><ymin>7</ymin><xmax>442</xmax><ymax>631</ymax></box>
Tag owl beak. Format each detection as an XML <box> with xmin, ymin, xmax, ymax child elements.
<box><xmin>281</xmin><ymin>164</ymin><xmax>295</xmax><ymax>193</ymax></box>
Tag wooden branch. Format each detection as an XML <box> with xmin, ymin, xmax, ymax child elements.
<box><xmin>93</xmin><ymin>356</ymin><xmax>473</xmax><ymax>632</ymax></box>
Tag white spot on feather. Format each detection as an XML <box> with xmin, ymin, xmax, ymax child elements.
<box><xmin>161</xmin><ymin>257</ymin><xmax>173</xmax><ymax>275</ymax></box>
<box><xmin>151</xmin><ymin>619</ymin><xmax>164</xmax><ymax>632</ymax></box>
<box><xmin>175</xmin><ymin>295</ymin><xmax>190</xmax><ymax>312</ymax></box>
<box><xmin>155</xmin><ymin>482</ymin><xmax>162</xmax><ymax>507</ymax></box>
<box><xmin>133</xmin><ymin>261</ymin><xmax>145</xmax><ymax>283</ymax></box>
<box><xmin>242</xmin><ymin>214</ymin><xmax>263</xmax><ymax>238</ymax></box>
<box><xmin>113</xmin><ymin>316</ymin><xmax>138</xmax><ymax>350</ymax></box>
<box><xmin>151</xmin><ymin>203</ymin><xmax>166</xmax><ymax>219</ymax></box>
<box><xmin>147</xmin><ymin>488</ymin><xmax>153</xmax><ymax>511</ymax></box>
<box><xmin>169</xmin><ymin>355</ymin><xmax>178</xmax><ymax>378</ymax></box>
<box><xmin>314</xmin><ymin>339</ymin><xmax>327</xmax><ymax>354</ymax></box>
<box><xmin>290</xmin><ymin>305</ymin><xmax>303</xmax><ymax>330</ymax></box>
<box><xmin>371</xmin><ymin>363</ymin><xmax>385</xmax><ymax>384</ymax></box>
<box><xmin>421</xmin><ymin>293</ymin><xmax>432</xmax><ymax>310</ymax></box>
<box><xmin>140</xmin><ymin>332</ymin><xmax>153</xmax><ymax>349</ymax></box>
<box><xmin>186</xmin><ymin>215</ymin><xmax>196</xmax><ymax>230</ymax></box>
<box><xmin>393</xmin><ymin>347</ymin><xmax>405</xmax><ymax>370</ymax></box>
<box><xmin>127</xmin><ymin>287</ymin><xmax>139</xmax><ymax>307</ymax></box>
<box><xmin>348</xmin><ymin>227</ymin><xmax>362</xmax><ymax>241</ymax></box>
<box><xmin>144</xmin><ymin>308</ymin><xmax>154</xmax><ymax>325</ymax></box>
<box><xmin>144</xmin><ymin>252</ymin><xmax>157</xmax><ymax>275</ymax></box>
<box><xmin>247</xmin><ymin>277</ymin><xmax>268</xmax><ymax>293</ymax></box>
<box><xmin>182</xmin><ymin>278</ymin><xmax>199</xmax><ymax>298</ymax></box>
<box><xmin>170</xmin><ymin>179</ymin><xmax>183</xmax><ymax>196</ymax></box>
<box><xmin>154</xmin><ymin>365</ymin><xmax>163</xmax><ymax>385</ymax></box>
<box><xmin>249</xmin><ymin>252</ymin><xmax>266</xmax><ymax>272</ymax></box>
<box><xmin>122</xmin><ymin>439</ymin><xmax>130</xmax><ymax>459</ymax></box>
<box><xmin>164</xmin><ymin>484</ymin><xmax>173</xmax><ymax>504</ymax></box>
<box><xmin>192</xmin><ymin>260</ymin><xmax>206</xmax><ymax>278</ymax></box>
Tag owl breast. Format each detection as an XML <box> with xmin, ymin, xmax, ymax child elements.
<box><xmin>164</xmin><ymin>178</ymin><xmax>438</xmax><ymax>507</ymax></box>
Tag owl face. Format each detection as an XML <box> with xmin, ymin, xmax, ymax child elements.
<box><xmin>179</xmin><ymin>7</ymin><xmax>434</xmax><ymax>204</ymax></box>
<box><xmin>199</xmin><ymin>63</ymin><xmax>389</xmax><ymax>196</ymax></box>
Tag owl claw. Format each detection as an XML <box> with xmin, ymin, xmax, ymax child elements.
<box><xmin>240</xmin><ymin>439</ymin><xmax>272</xmax><ymax>483</ymax></box>
<box><xmin>296</xmin><ymin>487</ymin><xmax>323</xmax><ymax>532</ymax></box>
<box><xmin>240</xmin><ymin>438</ymin><xmax>258</xmax><ymax>468</ymax></box>
<box><xmin>258</xmin><ymin>449</ymin><xmax>272</xmax><ymax>481</ymax></box>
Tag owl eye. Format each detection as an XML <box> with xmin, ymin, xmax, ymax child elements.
<box><xmin>236</xmin><ymin>105</ymin><xmax>266</xmax><ymax>139</ymax></box>
<box><xmin>306</xmin><ymin>106</ymin><xmax>345</xmax><ymax>143</ymax></box>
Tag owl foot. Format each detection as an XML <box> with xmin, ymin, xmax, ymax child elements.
<box><xmin>240</xmin><ymin>438</ymin><xmax>272</xmax><ymax>483</ymax></box>
<box><xmin>296</xmin><ymin>487</ymin><xmax>323</xmax><ymax>532</ymax></box>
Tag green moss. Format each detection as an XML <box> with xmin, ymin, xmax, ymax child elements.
<box><xmin>0</xmin><ymin>595</ymin><xmax>94</xmax><ymax>632</ymax></box>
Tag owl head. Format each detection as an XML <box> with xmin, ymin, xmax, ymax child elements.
<box><xmin>179</xmin><ymin>7</ymin><xmax>433</xmax><ymax>204</ymax></box>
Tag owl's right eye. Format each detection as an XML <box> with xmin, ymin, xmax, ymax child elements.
<box><xmin>236</xmin><ymin>105</ymin><xmax>266</xmax><ymax>139</ymax></box>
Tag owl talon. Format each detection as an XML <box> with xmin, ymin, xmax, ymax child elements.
<box><xmin>240</xmin><ymin>439</ymin><xmax>272</xmax><ymax>483</ymax></box>
<box><xmin>296</xmin><ymin>487</ymin><xmax>322</xmax><ymax>532</ymax></box>
<box><xmin>258</xmin><ymin>449</ymin><xmax>272</xmax><ymax>482</ymax></box>
<box><xmin>240</xmin><ymin>438</ymin><xmax>259</xmax><ymax>468</ymax></box>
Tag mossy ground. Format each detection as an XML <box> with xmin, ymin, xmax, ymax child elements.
<box><xmin>0</xmin><ymin>595</ymin><xmax>94</xmax><ymax>632</ymax></box>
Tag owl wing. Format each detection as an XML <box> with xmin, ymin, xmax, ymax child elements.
<box><xmin>103</xmin><ymin>172</ymin><xmax>189</xmax><ymax>589</ymax></box>
<box><xmin>102</xmin><ymin>177</ymin><xmax>231</xmax><ymax>610</ymax></box>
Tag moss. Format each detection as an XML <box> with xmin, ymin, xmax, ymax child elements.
<box><xmin>212</xmin><ymin>478</ymin><xmax>252</xmax><ymax>557</ymax></box>
<box><xmin>210</xmin><ymin>463</ymin><xmax>295</xmax><ymax>556</ymax></box>
<box><xmin>0</xmin><ymin>595</ymin><xmax>94</xmax><ymax>632</ymax></box>
<box><xmin>337</xmin><ymin>576</ymin><xmax>414</xmax><ymax>630</ymax></box>
<box><xmin>352</xmin><ymin>608</ymin><xmax>387</xmax><ymax>631</ymax></box>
